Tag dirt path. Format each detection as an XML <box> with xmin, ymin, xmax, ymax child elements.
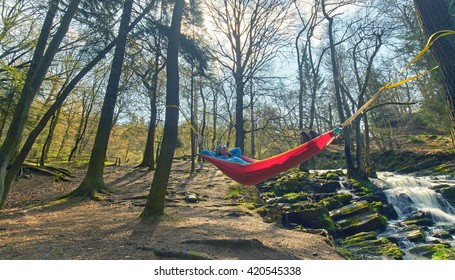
<box><xmin>0</xmin><ymin>160</ymin><xmax>343</xmax><ymax>260</ymax></box>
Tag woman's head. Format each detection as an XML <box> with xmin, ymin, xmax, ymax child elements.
<box><xmin>215</xmin><ymin>144</ymin><xmax>228</xmax><ymax>155</ymax></box>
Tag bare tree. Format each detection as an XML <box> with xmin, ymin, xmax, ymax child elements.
<box><xmin>295</xmin><ymin>0</ymin><xmax>325</xmax><ymax>132</ymax></box>
<box><xmin>68</xmin><ymin>78</ymin><xmax>101</xmax><ymax>162</ymax></box>
<box><xmin>205</xmin><ymin>0</ymin><xmax>292</xmax><ymax>151</ymax></box>
<box><xmin>321</xmin><ymin>0</ymin><xmax>361</xmax><ymax>177</ymax></box>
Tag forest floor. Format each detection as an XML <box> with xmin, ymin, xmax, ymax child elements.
<box><xmin>0</xmin><ymin>160</ymin><xmax>343</xmax><ymax>260</ymax></box>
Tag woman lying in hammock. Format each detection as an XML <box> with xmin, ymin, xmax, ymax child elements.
<box><xmin>199</xmin><ymin>130</ymin><xmax>337</xmax><ymax>185</ymax></box>
<box><xmin>200</xmin><ymin>144</ymin><xmax>251</xmax><ymax>165</ymax></box>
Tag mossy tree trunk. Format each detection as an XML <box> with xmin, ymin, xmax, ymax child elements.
<box><xmin>414</xmin><ymin>0</ymin><xmax>455</xmax><ymax>143</ymax></box>
<box><xmin>140</xmin><ymin>0</ymin><xmax>184</xmax><ymax>218</ymax></box>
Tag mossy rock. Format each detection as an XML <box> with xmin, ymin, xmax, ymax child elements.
<box><xmin>272</xmin><ymin>181</ymin><xmax>302</xmax><ymax>196</ymax></box>
<box><xmin>397</xmin><ymin>157</ymin><xmax>441</xmax><ymax>173</ymax></box>
<box><xmin>440</xmin><ymin>186</ymin><xmax>455</xmax><ymax>207</ymax></box>
<box><xmin>429</xmin><ymin>229</ymin><xmax>453</xmax><ymax>239</ymax></box>
<box><xmin>402</xmin><ymin>218</ymin><xmax>434</xmax><ymax>227</ymax></box>
<box><xmin>341</xmin><ymin>232</ymin><xmax>404</xmax><ymax>260</ymax></box>
<box><xmin>409</xmin><ymin>243</ymin><xmax>451</xmax><ymax>259</ymax></box>
<box><xmin>348</xmin><ymin>179</ymin><xmax>377</xmax><ymax>195</ymax></box>
<box><xmin>335</xmin><ymin>212</ymin><xmax>387</xmax><ymax>237</ymax></box>
<box><xmin>281</xmin><ymin>192</ymin><xmax>308</xmax><ymax>203</ymax></box>
<box><xmin>343</xmin><ymin>231</ymin><xmax>378</xmax><ymax>243</ymax></box>
<box><xmin>322</xmin><ymin>170</ymin><xmax>344</xmax><ymax>180</ymax></box>
<box><xmin>311</xmin><ymin>180</ymin><xmax>341</xmax><ymax>193</ymax></box>
<box><xmin>432</xmin><ymin>248</ymin><xmax>455</xmax><ymax>260</ymax></box>
<box><xmin>403</xmin><ymin>229</ymin><xmax>425</xmax><ymax>243</ymax></box>
<box><xmin>329</xmin><ymin>200</ymin><xmax>371</xmax><ymax>221</ymax></box>
<box><xmin>281</xmin><ymin>205</ymin><xmax>335</xmax><ymax>233</ymax></box>
<box><xmin>276</xmin><ymin>171</ymin><xmax>310</xmax><ymax>183</ymax></box>
<box><xmin>318</xmin><ymin>193</ymin><xmax>352</xmax><ymax>211</ymax></box>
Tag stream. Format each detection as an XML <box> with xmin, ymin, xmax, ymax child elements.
<box><xmin>375</xmin><ymin>172</ymin><xmax>455</xmax><ymax>259</ymax></box>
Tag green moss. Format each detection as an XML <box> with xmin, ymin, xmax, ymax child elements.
<box><xmin>430</xmin><ymin>163</ymin><xmax>455</xmax><ymax>175</ymax></box>
<box><xmin>319</xmin><ymin>197</ymin><xmax>343</xmax><ymax>211</ymax></box>
<box><xmin>285</xmin><ymin>204</ymin><xmax>336</xmax><ymax>233</ymax></box>
<box><xmin>369</xmin><ymin>201</ymin><xmax>383</xmax><ymax>213</ymax></box>
<box><xmin>283</xmin><ymin>192</ymin><xmax>307</xmax><ymax>203</ymax></box>
<box><xmin>409</xmin><ymin>244</ymin><xmax>451</xmax><ymax>259</ymax></box>
<box><xmin>336</xmin><ymin>247</ymin><xmax>354</xmax><ymax>260</ymax></box>
<box><xmin>341</xmin><ymin>232</ymin><xmax>404</xmax><ymax>260</ymax></box>
<box><xmin>432</xmin><ymin>248</ymin><xmax>455</xmax><ymax>260</ymax></box>
<box><xmin>324</xmin><ymin>171</ymin><xmax>342</xmax><ymax>180</ymax></box>
<box><xmin>277</xmin><ymin>170</ymin><xmax>309</xmax><ymax>182</ymax></box>
<box><xmin>319</xmin><ymin>193</ymin><xmax>352</xmax><ymax>211</ymax></box>
<box><xmin>343</xmin><ymin>232</ymin><xmax>378</xmax><ymax>244</ymax></box>
<box><xmin>349</xmin><ymin>179</ymin><xmax>376</xmax><ymax>195</ymax></box>
<box><xmin>272</xmin><ymin>181</ymin><xmax>302</xmax><ymax>196</ymax></box>
<box><xmin>225</xmin><ymin>185</ymin><xmax>259</xmax><ymax>207</ymax></box>
<box><xmin>330</xmin><ymin>200</ymin><xmax>371</xmax><ymax>219</ymax></box>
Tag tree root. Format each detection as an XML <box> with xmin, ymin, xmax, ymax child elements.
<box><xmin>20</xmin><ymin>164</ymin><xmax>75</xmax><ymax>181</ymax></box>
<box><xmin>61</xmin><ymin>182</ymin><xmax>110</xmax><ymax>201</ymax></box>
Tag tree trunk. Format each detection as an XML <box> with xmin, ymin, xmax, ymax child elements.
<box><xmin>144</xmin><ymin>84</ymin><xmax>158</xmax><ymax>171</ymax></box>
<box><xmin>234</xmin><ymin>72</ymin><xmax>246</xmax><ymax>151</ymax></box>
<box><xmin>250</xmin><ymin>80</ymin><xmax>255</xmax><ymax>157</ymax></box>
<box><xmin>141</xmin><ymin>117</ymin><xmax>156</xmax><ymax>169</ymax></box>
<box><xmin>211</xmin><ymin>90</ymin><xmax>218</xmax><ymax>150</ymax></box>
<box><xmin>65</xmin><ymin>0</ymin><xmax>134</xmax><ymax>198</ymax></box>
<box><xmin>190</xmin><ymin>63</ymin><xmax>196</xmax><ymax>174</ymax></box>
<box><xmin>414</xmin><ymin>0</ymin><xmax>455</xmax><ymax>136</ymax></box>
<box><xmin>199</xmin><ymin>84</ymin><xmax>207</xmax><ymax>159</ymax></box>
<box><xmin>68</xmin><ymin>91</ymin><xmax>95</xmax><ymax>162</ymax></box>
<box><xmin>0</xmin><ymin>0</ymin><xmax>81</xmax><ymax>208</ymax></box>
<box><xmin>40</xmin><ymin>110</ymin><xmax>60</xmax><ymax>166</ymax></box>
<box><xmin>321</xmin><ymin>0</ymin><xmax>358</xmax><ymax>178</ymax></box>
<box><xmin>140</xmin><ymin>0</ymin><xmax>184</xmax><ymax>218</ymax></box>
<box><xmin>0</xmin><ymin>90</ymin><xmax>16</xmax><ymax>143</ymax></box>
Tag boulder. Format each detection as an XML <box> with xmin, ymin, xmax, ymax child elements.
<box><xmin>311</xmin><ymin>181</ymin><xmax>341</xmax><ymax>193</ymax></box>
<box><xmin>408</xmin><ymin>243</ymin><xmax>451</xmax><ymax>259</ymax></box>
<box><xmin>329</xmin><ymin>200</ymin><xmax>371</xmax><ymax>221</ymax></box>
<box><xmin>341</xmin><ymin>232</ymin><xmax>404</xmax><ymax>260</ymax></box>
<box><xmin>335</xmin><ymin>212</ymin><xmax>387</xmax><ymax>237</ymax></box>
<box><xmin>281</xmin><ymin>206</ymin><xmax>335</xmax><ymax>233</ymax></box>
<box><xmin>403</xmin><ymin>229</ymin><xmax>425</xmax><ymax>243</ymax></box>
<box><xmin>439</xmin><ymin>186</ymin><xmax>455</xmax><ymax>207</ymax></box>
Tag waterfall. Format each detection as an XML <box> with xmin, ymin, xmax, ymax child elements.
<box><xmin>377</xmin><ymin>172</ymin><xmax>455</xmax><ymax>225</ymax></box>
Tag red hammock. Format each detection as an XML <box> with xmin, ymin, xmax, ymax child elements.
<box><xmin>200</xmin><ymin>130</ymin><xmax>336</xmax><ymax>185</ymax></box>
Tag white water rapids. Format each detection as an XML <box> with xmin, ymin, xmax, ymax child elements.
<box><xmin>375</xmin><ymin>172</ymin><xmax>455</xmax><ymax>259</ymax></box>
<box><xmin>377</xmin><ymin>172</ymin><xmax>455</xmax><ymax>225</ymax></box>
